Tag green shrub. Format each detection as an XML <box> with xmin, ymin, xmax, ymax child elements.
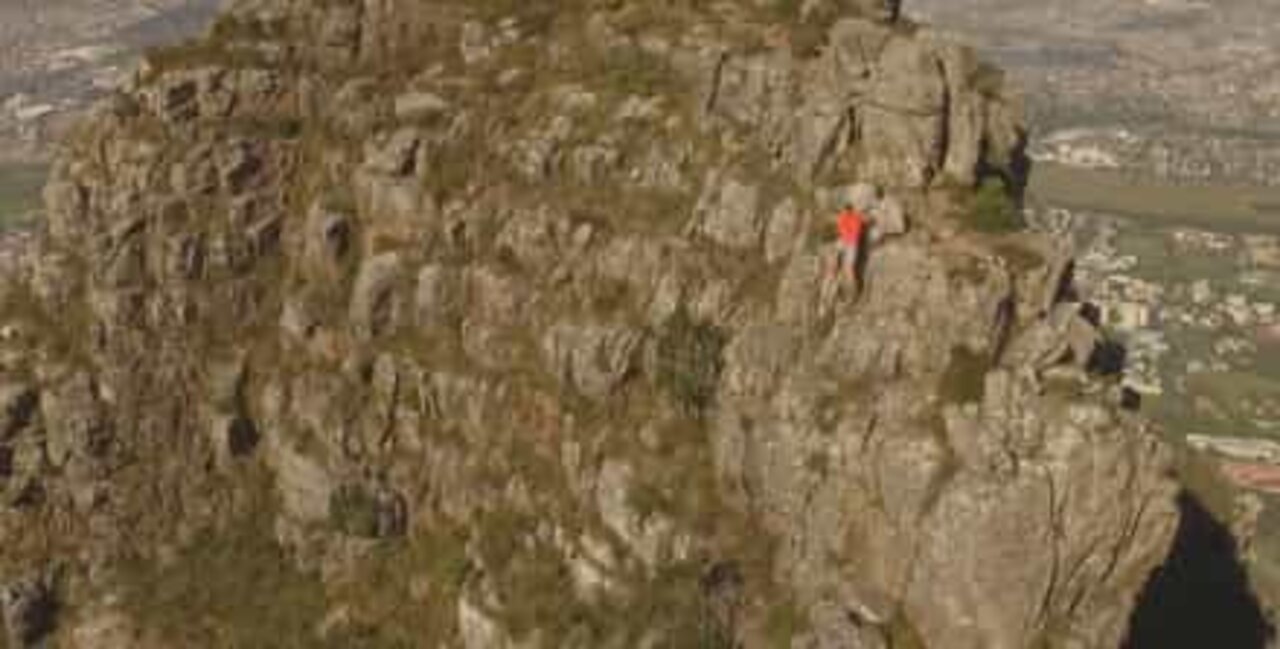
<box><xmin>594</xmin><ymin>47</ymin><xmax>676</xmax><ymax>95</ymax></box>
<box><xmin>329</xmin><ymin>483</ymin><xmax>382</xmax><ymax>538</ymax></box>
<box><xmin>118</xmin><ymin>489</ymin><xmax>329</xmax><ymax>646</ymax></box>
<box><xmin>965</xmin><ymin>177</ymin><xmax>1024</xmax><ymax>233</ymax></box>
<box><xmin>765</xmin><ymin>596</ymin><xmax>805</xmax><ymax>647</ymax></box>
<box><xmin>655</xmin><ymin>307</ymin><xmax>727</xmax><ymax>416</ymax></box>
<box><xmin>939</xmin><ymin>345</ymin><xmax>988</xmax><ymax>404</ymax></box>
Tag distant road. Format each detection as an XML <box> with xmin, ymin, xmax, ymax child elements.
<box><xmin>1028</xmin><ymin>162</ymin><xmax>1280</xmax><ymax>234</ymax></box>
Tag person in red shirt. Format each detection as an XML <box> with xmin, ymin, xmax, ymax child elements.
<box><xmin>831</xmin><ymin>203</ymin><xmax>869</xmax><ymax>290</ymax></box>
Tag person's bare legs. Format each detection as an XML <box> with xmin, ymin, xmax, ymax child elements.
<box><xmin>846</xmin><ymin>245</ymin><xmax>862</xmax><ymax>296</ymax></box>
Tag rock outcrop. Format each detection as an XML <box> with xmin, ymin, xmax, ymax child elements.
<box><xmin>0</xmin><ymin>1</ymin><xmax>1177</xmax><ymax>647</ymax></box>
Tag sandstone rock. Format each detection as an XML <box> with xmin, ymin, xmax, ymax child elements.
<box><xmin>596</xmin><ymin>460</ymin><xmax>678</xmax><ymax>568</ymax></box>
<box><xmin>270</xmin><ymin>441</ymin><xmax>336</xmax><ymax>524</ymax></box>
<box><xmin>458</xmin><ymin>596</ymin><xmax>518</xmax><ymax>649</ymax></box>
<box><xmin>764</xmin><ymin>197</ymin><xmax>805</xmax><ymax>264</ymax></box>
<box><xmin>41</xmin><ymin>373</ymin><xmax>105</xmax><ymax>469</ymax></box>
<box><xmin>350</xmin><ymin>253</ymin><xmax>406</xmax><ymax>339</ymax></box>
<box><xmin>364</xmin><ymin>128</ymin><xmax>421</xmax><ymax>177</ymax></box>
<box><xmin>543</xmin><ymin>323</ymin><xmax>642</xmax><ymax>400</ymax></box>
<box><xmin>695</xmin><ymin>174</ymin><xmax>764</xmax><ymax>251</ymax></box>
<box><xmin>1005</xmin><ymin>302</ymin><xmax>1103</xmax><ymax>374</ymax></box>
<box><xmin>415</xmin><ymin>264</ymin><xmax>463</xmax><ymax>329</ymax></box>
<box><xmin>303</xmin><ymin>201</ymin><xmax>353</xmax><ymax>279</ymax></box>
<box><xmin>870</xmin><ymin>194</ymin><xmax>908</xmax><ymax>239</ymax></box>
<box><xmin>394</xmin><ymin>91</ymin><xmax>450</xmax><ymax>123</ymax></box>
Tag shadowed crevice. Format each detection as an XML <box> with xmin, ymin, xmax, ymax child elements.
<box><xmin>1123</xmin><ymin>491</ymin><xmax>1274</xmax><ymax>649</ymax></box>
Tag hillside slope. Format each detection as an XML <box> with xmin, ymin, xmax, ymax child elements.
<box><xmin>0</xmin><ymin>1</ymin><xmax>1178</xmax><ymax>647</ymax></box>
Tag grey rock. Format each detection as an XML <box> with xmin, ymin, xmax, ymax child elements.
<box><xmin>543</xmin><ymin>323</ymin><xmax>642</xmax><ymax>400</ymax></box>
<box><xmin>270</xmin><ymin>441</ymin><xmax>337</xmax><ymax>524</ymax></box>
<box><xmin>364</xmin><ymin>128</ymin><xmax>421</xmax><ymax>177</ymax></box>
<box><xmin>415</xmin><ymin>264</ymin><xmax>463</xmax><ymax>329</ymax></box>
<box><xmin>695</xmin><ymin>174</ymin><xmax>764</xmax><ymax>251</ymax></box>
<box><xmin>595</xmin><ymin>460</ymin><xmax>677</xmax><ymax>568</ymax></box>
<box><xmin>41</xmin><ymin>373</ymin><xmax>106</xmax><ymax>469</ymax></box>
<box><xmin>394</xmin><ymin>91</ymin><xmax>450</xmax><ymax>123</ymax></box>
<box><xmin>350</xmin><ymin>253</ymin><xmax>406</xmax><ymax>339</ymax></box>
<box><xmin>797</xmin><ymin>599</ymin><xmax>887</xmax><ymax>649</ymax></box>
<box><xmin>870</xmin><ymin>194</ymin><xmax>908</xmax><ymax>240</ymax></box>
<box><xmin>1005</xmin><ymin>303</ymin><xmax>1102</xmax><ymax>373</ymax></box>
<box><xmin>303</xmin><ymin>201</ymin><xmax>353</xmax><ymax>279</ymax></box>
<box><xmin>765</xmin><ymin>198</ymin><xmax>806</xmax><ymax>264</ymax></box>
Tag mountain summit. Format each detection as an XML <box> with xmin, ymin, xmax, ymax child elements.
<box><xmin>0</xmin><ymin>1</ymin><xmax>1178</xmax><ymax>647</ymax></box>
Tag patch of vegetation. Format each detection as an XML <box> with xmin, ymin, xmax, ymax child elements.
<box><xmin>325</xmin><ymin>526</ymin><xmax>474</xmax><ymax>647</ymax></box>
<box><xmin>209</xmin><ymin>13</ymin><xmax>288</xmax><ymax>42</ymax></box>
<box><xmin>764</xmin><ymin>595</ymin><xmax>806</xmax><ymax>647</ymax></box>
<box><xmin>0</xmin><ymin>163</ymin><xmax>48</xmax><ymax>228</ymax></box>
<box><xmin>501</xmin><ymin>544</ymin><xmax>594</xmax><ymax>640</ymax></box>
<box><xmin>627</xmin><ymin>480</ymin><xmax>672</xmax><ymax>523</ymax></box>
<box><xmin>939</xmin><ymin>345</ymin><xmax>988</xmax><ymax>404</ymax></box>
<box><xmin>227</xmin><ymin>116</ymin><xmax>305</xmax><ymax>140</ymax></box>
<box><xmin>962</xmin><ymin>176</ymin><xmax>1025</xmax><ymax>233</ymax></box>
<box><xmin>621</xmin><ymin>560</ymin><xmax>705</xmax><ymax>648</ymax></box>
<box><xmin>476</xmin><ymin>509</ymin><xmax>534</xmax><ymax>575</ymax></box>
<box><xmin>117</xmin><ymin>484</ymin><xmax>329</xmax><ymax>646</ymax></box>
<box><xmin>887</xmin><ymin>609</ymin><xmax>929</xmax><ymax>649</ymax></box>
<box><xmin>804</xmin><ymin>450</ymin><xmax>831</xmax><ymax>477</ymax></box>
<box><xmin>591</xmin><ymin>47</ymin><xmax>679</xmax><ymax>96</ymax></box>
<box><xmin>970</xmin><ymin>61</ymin><xmax>1006</xmax><ymax>99</ymax></box>
<box><xmin>655</xmin><ymin>306</ymin><xmax>727</xmax><ymax>417</ymax></box>
<box><xmin>143</xmin><ymin>41</ymin><xmax>276</xmax><ymax>77</ymax></box>
<box><xmin>993</xmin><ymin>240</ymin><xmax>1046</xmax><ymax>274</ymax></box>
<box><xmin>329</xmin><ymin>483</ymin><xmax>382</xmax><ymax>538</ymax></box>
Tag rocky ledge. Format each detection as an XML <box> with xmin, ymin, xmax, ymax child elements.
<box><xmin>0</xmin><ymin>0</ymin><xmax>1179</xmax><ymax>647</ymax></box>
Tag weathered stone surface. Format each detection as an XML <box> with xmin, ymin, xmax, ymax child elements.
<box><xmin>543</xmin><ymin>323</ymin><xmax>642</xmax><ymax>400</ymax></box>
<box><xmin>695</xmin><ymin>174</ymin><xmax>765</xmax><ymax>251</ymax></box>
<box><xmin>0</xmin><ymin>2</ymin><xmax>1178</xmax><ymax>647</ymax></box>
<box><xmin>350</xmin><ymin>252</ymin><xmax>406</xmax><ymax>339</ymax></box>
<box><xmin>415</xmin><ymin>264</ymin><xmax>463</xmax><ymax>329</ymax></box>
<box><xmin>41</xmin><ymin>372</ymin><xmax>105</xmax><ymax>469</ymax></box>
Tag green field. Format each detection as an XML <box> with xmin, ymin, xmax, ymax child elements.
<box><xmin>1028</xmin><ymin>162</ymin><xmax>1280</xmax><ymax>233</ymax></box>
<box><xmin>0</xmin><ymin>163</ymin><xmax>47</xmax><ymax>230</ymax></box>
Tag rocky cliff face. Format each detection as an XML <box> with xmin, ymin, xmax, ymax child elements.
<box><xmin>0</xmin><ymin>1</ymin><xmax>1179</xmax><ymax>647</ymax></box>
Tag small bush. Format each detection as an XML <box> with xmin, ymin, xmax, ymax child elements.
<box><xmin>655</xmin><ymin>307</ymin><xmax>727</xmax><ymax>416</ymax></box>
<box><xmin>964</xmin><ymin>177</ymin><xmax>1024</xmax><ymax>233</ymax></box>
<box><xmin>329</xmin><ymin>483</ymin><xmax>382</xmax><ymax>538</ymax></box>
<box><xmin>765</xmin><ymin>596</ymin><xmax>805</xmax><ymax>647</ymax></box>
<box><xmin>939</xmin><ymin>345</ymin><xmax>988</xmax><ymax>404</ymax></box>
<box><xmin>118</xmin><ymin>489</ymin><xmax>330</xmax><ymax>646</ymax></box>
<box><xmin>970</xmin><ymin>61</ymin><xmax>1006</xmax><ymax>99</ymax></box>
<box><xmin>594</xmin><ymin>47</ymin><xmax>675</xmax><ymax>96</ymax></box>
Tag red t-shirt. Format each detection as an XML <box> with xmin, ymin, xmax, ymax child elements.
<box><xmin>837</xmin><ymin>209</ymin><xmax>865</xmax><ymax>245</ymax></box>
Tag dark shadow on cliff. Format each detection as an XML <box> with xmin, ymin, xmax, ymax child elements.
<box><xmin>1124</xmin><ymin>491</ymin><xmax>1274</xmax><ymax>649</ymax></box>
